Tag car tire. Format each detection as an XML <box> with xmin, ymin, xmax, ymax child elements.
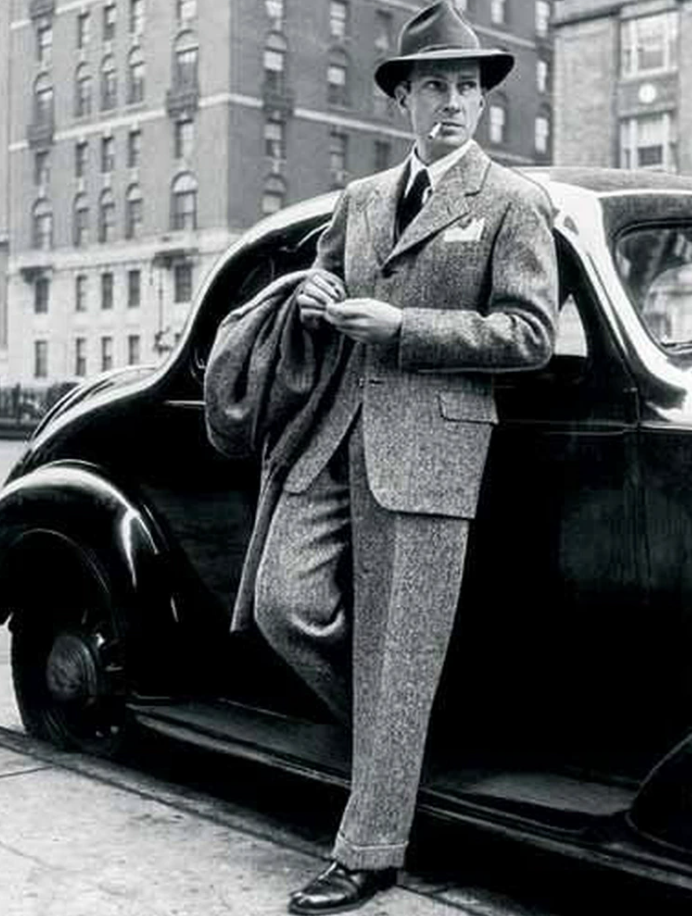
<box><xmin>9</xmin><ymin>538</ymin><xmax>135</xmax><ymax>759</ymax></box>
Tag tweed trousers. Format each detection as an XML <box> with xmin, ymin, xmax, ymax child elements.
<box><xmin>254</xmin><ymin>413</ymin><xmax>469</xmax><ymax>870</ymax></box>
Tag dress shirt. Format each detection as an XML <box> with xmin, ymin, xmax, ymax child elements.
<box><xmin>404</xmin><ymin>139</ymin><xmax>473</xmax><ymax>201</ymax></box>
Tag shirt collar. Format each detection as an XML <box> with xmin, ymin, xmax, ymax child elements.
<box><xmin>405</xmin><ymin>139</ymin><xmax>473</xmax><ymax>196</ymax></box>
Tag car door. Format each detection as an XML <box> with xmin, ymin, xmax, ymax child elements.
<box><xmin>442</xmin><ymin>236</ymin><xmax>646</xmax><ymax>765</ymax></box>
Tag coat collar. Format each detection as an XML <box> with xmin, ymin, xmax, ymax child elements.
<box><xmin>363</xmin><ymin>141</ymin><xmax>492</xmax><ymax>268</ymax></box>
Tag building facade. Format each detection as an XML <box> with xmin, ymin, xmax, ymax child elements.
<box><xmin>553</xmin><ymin>0</ymin><xmax>692</xmax><ymax>173</ymax></box>
<box><xmin>5</xmin><ymin>0</ymin><xmax>554</xmax><ymax>385</ymax></box>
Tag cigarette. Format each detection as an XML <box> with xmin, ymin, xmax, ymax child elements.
<box><xmin>428</xmin><ymin>122</ymin><xmax>442</xmax><ymax>139</ymax></box>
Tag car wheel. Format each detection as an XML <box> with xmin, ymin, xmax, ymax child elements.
<box><xmin>9</xmin><ymin>541</ymin><xmax>133</xmax><ymax>758</ymax></box>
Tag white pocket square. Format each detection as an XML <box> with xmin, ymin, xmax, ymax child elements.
<box><xmin>443</xmin><ymin>218</ymin><xmax>485</xmax><ymax>243</ymax></box>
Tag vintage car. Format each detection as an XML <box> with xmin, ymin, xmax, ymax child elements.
<box><xmin>2</xmin><ymin>167</ymin><xmax>692</xmax><ymax>892</ymax></box>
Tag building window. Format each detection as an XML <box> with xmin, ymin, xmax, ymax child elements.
<box><xmin>174</xmin><ymin>118</ymin><xmax>194</xmax><ymax>159</ymax></box>
<box><xmin>264</xmin><ymin>116</ymin><xmax>285</xmax><ymax>160</ymax></box>
<box><xmin>37</xmin><ymin>21</ymin><xmax>53</xmax><ymax>65</ymax></box>
<box><xmin>171</xmin><ymin>172</ymin><xmax>198</xmax><ymax>230</ymax></box>
<box><xmin>101</xmin><ymin>55</ymin><xmax>117</xmax><ymax>110</ymax></box>
<box><xmin>537</xmin><ymin>58</ymin><xmax>549</xmax><ymax>93</ymax></box>
<box><xmin>32</xmin><ymin>199</ymin><xmax>53</xmax><ymax>250</ymax></box>
<box><xmin>330</xmin><ymin>1</ymin><xmax>349</xmax><ymax>39</ymax></box>
<box><xmin>327</xmin><ymin>51</ymin><xmax>349</xmax><ymax>107</ymax></box>
<box><xmin>127</xmin><ymin>128</ymin><xmax>142</xmax><ymax>168</ymax></box>
<box><xmin>127</xmin><ymin>49</ymin><xmax>145</xmax><ymax>103</ymax></box>
<box><xmin>127</xmin><ymin>334</ymin><xmax>141</xmax><ymax>366</ymax></box>
<box><xmin>101</xmin><ymin>135</ymin><xmax>115</xmax><ymax>172</ymax></box>
<box><xmin>491</xmin><ymin>0</ymin><xmax>506</xmax><ymax>25</ymax></box>
<box><xmin>74</xmin><ymin>194</ymin><xmax>89</xmax><ymax>246</ymax></box>
<box><xmin>264</xmin><ymin>34</ymin><xmax>287</xmax><ymax>95</ymax></box>
<box><xmin>77</xmin><ymin>11</ymin><xmax>90</xmax><ymax>48</ymax></box>
<box><xmin>535</xmin><ymin>113</ymin><xmax>550</xmax><ymax>154</ymax></box>
<box><xmin>330</xmin><ymin>130</ymin><xmax>348</xmax><ymax>186</ymax></box>
<box><xmin>536</xmin><ymin>1</ymin><xmax>550</xmax><ymax>37</ymax></box>
<box><xmin>177</xmin><ymin>0</ymin><xmax>197</xmax><ymax>20</ymax></box>
<box><xmin>103</xmin><ymin>2</ymin><xmax>117</xmax><ymax>41</ymax></box>
<box><xmin>34</xmin><ymin>150</ymin><xmax>50</xmax><ymax>187</ymax></box>
<box><xmin>620</xmin><ymin>113</ymin><xmax>676</xmax><ymax>170</ymax></box>
<box><xmin>130</xmin><ymin>0</ymin><xmax>145</xmax><ymax>35</ymax></box>
<box><xmin>101</xmin><ymin>336</ymin><xmax>114</xmax><ymax>372</ymax></box>
<box><xmin>266</xmin><ymin>0</ymin><xmax>284</xmax><ymax>23</ymax></box>
<box><xmin>489</xmin><ymin>102</ymin><xmax>507</xmax><ymax>144</ymax></box>
<box><xmin>99</xmin><ymin>189</ymin><xmax>116</xmax><ymax>242</ymax></box>
<box><xmin>34</xmin><ymin>341</ymin><xmax>48</xmax><ymax>379</ymax></box>
<box><xmin>621</xmin><ymin>12</ymin><xmax>678</xmax><ymax>77</ymax></box>
<box><xmin>174</xmin><ymin>263</ymin><xmax>193</xmax><ymax>302</ymax></box>
<box><xmin>127</xmin><ymin>269</ymin><xmax>141</xmax><ymax>307</ymax></box>
<box><xmin>374</xmin><ymin>10</ymin><xmax>393</xmax><ymax>54</ymax></box>
<box><xmin>174</xmin><ymin>32</ymin><xmax>199</xmax><ymax>90</ymax></box>
<box><xmin>125</xmin><ymin>184</ymin><xmax>143</xmax><ymax>239</ymax></box>
<box><xmin>75</xmin><ymin>274</ymin><xmax>88</xmax><ymax>312</ymax></box>
<box><xmin>374</xmin><ymin>139</ymin><xmax>390</xmax><ymax>172</ymax></box>
<box><xmin>34</xmin><ymin>75</ymin><xmax>54</xmax><ymax>125</ymax></box>
<box><xmin>75</xmin><ymin>64</ymin><xmax>92</xmax><ymax>117</ymax></box>
<box><xmin>75</xmin><ymin>140</ymin><xmax>89</xmax><ymax>178</ymax></box>
<box><xmin>75</xmin><ymin>337</ymin><xmax>87</xmax><ymax>377</ymax></box>
<box><xmin>101</xmin><ymin>272</ymin><xmax>114</xmax><ymax>310</ymax></box>
<box><xmin>34</xmin><ymin>277</ymin><xmax>49</xmax><ymax>314</ymax></box>
<box><xmin>262</xmin><ymin>175</ymin><xmax>286</xmax><ymax>215</ymax></box>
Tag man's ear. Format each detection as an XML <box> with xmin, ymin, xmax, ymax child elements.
<box><xmin>393</xmin><ymin>83</ymin><xmax>409</xmax><ymax>113</ymax></box>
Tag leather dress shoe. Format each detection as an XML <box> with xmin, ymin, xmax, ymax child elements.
<box><xmin>288</xmin><ymin>861</ymin><xmax>397</xmax><ymax>914</ymax></box>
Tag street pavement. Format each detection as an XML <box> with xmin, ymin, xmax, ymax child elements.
<box><xmin>0</xmin><ymin>728</ymin><xmax>481</xmax><ymax>916</ymax></box>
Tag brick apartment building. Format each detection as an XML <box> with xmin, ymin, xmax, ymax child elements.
<box><xmin>2</xmin><ymin>0</ymin><xmax>554</xmax><ymax>385</ymax></box>
<box><xmin>553</xmin><ymin>0</ymin><xmax>692</xmax><ymax>173</ymax></box>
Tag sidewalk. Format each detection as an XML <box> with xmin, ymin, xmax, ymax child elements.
<box><xmin>0</xmin><ymin>726</ymin><xmax>500</xmax><ymax>916</ymax></box>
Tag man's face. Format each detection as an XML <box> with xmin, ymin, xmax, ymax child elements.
<box><xmin>394</xmin><ymin>60</ymin><xmax>485</xmax><ymax>164</ymax></box>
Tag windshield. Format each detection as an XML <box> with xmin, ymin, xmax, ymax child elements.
<box><xmin>615</xmin><ymin>223</ymin><xmax>692</xmax><ymax>351</ymax></box>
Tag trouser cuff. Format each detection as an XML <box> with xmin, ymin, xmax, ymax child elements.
<box><xmin>332</xmin><ymin>832</ymin><xmax>407</xmax><ymax>870</ymax></box>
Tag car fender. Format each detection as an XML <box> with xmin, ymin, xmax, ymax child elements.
<box><xmin>628</xmin><ymin>733</ymin><xmax>692</xmax><ymax>854</ymax></box>
<box><xmin>0</xmin><ymin>461</ymin><xmax>184</xmax><ymax>692</ymax></box>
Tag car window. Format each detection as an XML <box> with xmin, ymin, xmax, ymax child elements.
<box><xmin>555</xmin><ymin>293</ymin><xmax>588</xmax><ymax>358</ymax></box>
<box><xmin>615</xmin><ymin>224</ymin><xmax>692</xmax><ymax>350</ymax></box>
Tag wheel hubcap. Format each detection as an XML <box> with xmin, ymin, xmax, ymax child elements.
<box><xmin>46</xmin><ymin>633</ymin><xmax>101</xmax><ymax>705</ymax></box>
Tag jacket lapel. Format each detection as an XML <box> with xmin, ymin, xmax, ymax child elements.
<box><xmin>385</xmin><ymin>141</ymin><xmax>492</xmax><ymax>265</ymax></box>
<box><xmin>363</xmin><ymin>162</ymin><xmax>409</xmax><ymax>267</ymax></box>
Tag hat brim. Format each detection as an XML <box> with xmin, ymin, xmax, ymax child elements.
<box><xmin>375</xmin><ymin>49</ymin><xmax>515</xmax><ymax>97</ymax></box>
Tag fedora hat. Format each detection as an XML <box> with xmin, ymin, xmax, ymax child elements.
<box><xmin>375</xmin><ymin>1</ymin><xmax>515</xmax><ymax>97</ymax></box>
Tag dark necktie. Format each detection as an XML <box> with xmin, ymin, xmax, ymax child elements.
<box><xmin>397</xmin><ymin>168</ymin><xmax>430</xmax><ymax>235</ymax></box>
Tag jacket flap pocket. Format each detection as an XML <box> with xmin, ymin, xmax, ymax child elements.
<box><xmin>438</xmin><ymin>390</ymin><xmax>497</xmax><ymax>424</ymax></box>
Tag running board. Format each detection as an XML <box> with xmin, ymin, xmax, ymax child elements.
<box><xmin>130</xmin><ymin>698</ymin><xmax>632</xmax><ymax>831</ymax></box>
<box><xmin>129</xmin><ymin>698</ymin><xmax>692</xmax><ymax>892</ymax></box>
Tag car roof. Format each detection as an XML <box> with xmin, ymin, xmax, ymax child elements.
<box><xmin>523</xmin><ymin>166</ymin><xmax>692</xmax><ymax>196</ymax></box>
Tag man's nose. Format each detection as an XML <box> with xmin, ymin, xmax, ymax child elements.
<box><xmin>442</xmin><ymin>88</ymin><xmax>463</xmax><ymax>111</ymax></box>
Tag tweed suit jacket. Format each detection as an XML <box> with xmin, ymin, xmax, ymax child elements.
<box><xmin>283</xmin><ymin>141</ymin><xmax>559</xmax><ymax>519</ymax></box>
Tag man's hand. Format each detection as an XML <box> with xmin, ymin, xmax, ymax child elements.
<box><xmin>324</xmin><ymin>298</ymin><xmax>403</xmax><ymax>344</ymax></box>
<box><xmin>297</xmin><ymin>269</ymin><xmax>346</xmax><ymax>329</ymax></box>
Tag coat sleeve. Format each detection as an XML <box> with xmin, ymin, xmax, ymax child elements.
<box><xmin>312</xmin><ymin>188</ymin><xmax>349</xmax><ymax>279</ymax></box>
<box><xmin>398</xmin><ymin>185</ymin><xmax>559</xmax><ymax>373</ymax></box>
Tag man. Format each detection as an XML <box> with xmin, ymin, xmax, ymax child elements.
<box><xmin>253</xmin><ymin>3</ymin><xmax>559</xmax><ymax>912</ymax></box>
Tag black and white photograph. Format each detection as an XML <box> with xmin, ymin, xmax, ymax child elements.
<box><xmin>1</xmin><ymin>1</ymin><xmax>692</xmax><ymax>914</ymax></box>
